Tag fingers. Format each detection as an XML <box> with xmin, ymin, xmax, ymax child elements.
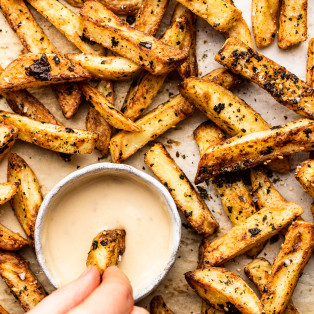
<box><xmin>68</xmin><ymin>266</ymin><xmax>134</xmax><ymax>314</ymax></box>
<box><xmin>29</xmin><ymin>266</ymin><xmax>101</xmax><ymax>314</ymax></box>
<box><xmin>131</xmin><ymin>306</ymin><xmax>150</xmax><ymax>314</ymax></box>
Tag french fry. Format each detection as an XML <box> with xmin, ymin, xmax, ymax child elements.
<box><xmin>202</xmin><ymin>68</ymin><xmax>243</xmax><ymax>90</ymax></box>
<box><xmin>0</xmin><ymin>223</ymin><xmax>28</xmax><ymax>251</ymax></box>
<box><xmin>0</xmin><ymin>305</ymin><xmax>8</xmax><ymax>314</ymax></box>
<box><xmin>150</xmin><ymin>295</ymin><xmax>175</xmax><ymax>314</ymax></box>
<box><xmin>216</xmin><ymin>37</ymin><xmax>314</xmax><ymax>119</ymax></box>
<box><xmin>0</xmin><ymin>182</ymin><xmax>19</xmax><ymax>205</ymax></box>
<box><xmin>175</xmin><ymin>0</ymin><xmax>241</xmax><ymax>33</ymax></box>
<box><xmin>261</xmin><ymin>221</ymin><xmax>314</xmax><ymax>314</ymax></box>
<box><xmin>278</xmin><ymin>0</ymin><xmax>308</xmax><ymax>49</ymax></box>
<box><xmin>295</xmin><ymin>159</ymin><xmax>314</xmax><ymax>198</ymax></box>
<box><xmin>306</xmin><ymin>39</ymin><xmax>314</xmax><ymax>86</ymax></box>
<box><xmin>65</xmin><ymin>0</ymin><xmax>84</xmax><ymax>7</ymax></box>
<box><xmin>0</xmin><ymin>111</ymin><xmax>97</xmax><ymax>154</ymax></box>
<box><xmin>80</xmin><ymin>1</ymin><xmax>188</xmax><ymax>75</ymax></box>
<box><xmin>251</xmin><ymin>0</ymin><xmax>280</xmax><ymax>47</ymax></box>
<box><xmin>86</xmin><ymin>229</ymin><xmax>126</xmax><ymax>275</ymax></box>
<box><xmin>0</xmin><ymin>122</ymin><xmax>18</xmax><ymax>162</ymax></box>
<box><xmin>0</xmin><ymin>252</ymin><xmax>46</xmax><ymax>311</ymax></box>
<box><xmin>185</xmin><ymin>268</ymin><xmax>263</xmax><ymax>313</ymax></box>
<box><xmin>95</xmin><ymin>0</ymin><xmax>142</xmax><ymax>15</ymax></box>
<box><xmin>145</xmin><ymin>143</ymin><xmax>219</xmax><ymax>236</ymax></box>
<box><xmin>196</xmin><ymin>119</ymin><xmax>314</xmax><ymax>183</ymax></box>
<box><xmin>0</xmin><ymin>53</ymin><xmax>91</xmax><ymax>92</ymax></box>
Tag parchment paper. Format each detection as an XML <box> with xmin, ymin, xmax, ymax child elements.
<box><xmin>0</xmin><ymin>0</ymin><xmax>313</xmax><ymax>313</ymax></box>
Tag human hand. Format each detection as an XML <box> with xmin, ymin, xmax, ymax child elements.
<box><xmin>28</xmin><ymin>266</ymin><xmax>149</xmax><ymax>314</ymax></box>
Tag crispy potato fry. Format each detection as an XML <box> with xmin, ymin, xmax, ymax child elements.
<box><xmin>201</xmin><ymin>202</ymin><xmax>303</xmax><ymax>266</ymax></box>
<box><xmin>95</xmin><ymin>0</ymin><xmax>142</xmax><ymax>15</ymax></box>
<box><xmin>216</xmin><ymin>37</ymin><xmax>314</xmax><ymax>119</ymax></box>
<box><xmin>0</xmin><ymin>252</ymin><xmax>46</xmax><ymax>311</ymax></box>
<box><xmin>278</xmin><ymin>0</ymin><xmax>308</xmax><ymax>49</ymax></box>
<box><xmin>176</xmin><ymin>0</ymin><xmax>241</xmax><ymax>33</ymax></box>
<box><xmin>86</xmin><ymin>229</ymin><xmax>125</xmax><ymax>274</ymax></box>
<box><xmin>251</xmin><ymin>0</ymin><xmax>280</xmax><ymax>47</ymax></box>
<box><xmin>306</xmin><ymin>38</ymin><xmax>314</xmax><ymax>86</ymax></box>
<box><xmin>261</xmin><ymin>221</ymin><xmax>314</xmax><ymax>314</ymax></box>
<box><xmin>202</xmin><ymin>68</ymin><xmax>243</xmax><ymax>90</ymax></box>
<box><xmin>65</xmin><ymin>0</ymin><xmax>84</xmax><ymax>7</ymax></box>
<box><xmin>145</xmin><ymin>143</ymin><xmax>219</xmax><ymax>236</ymax></box>
<box><xmin>0</xmin><ymin>111</ymin><xmax>97</xmax><ymax>154</ymax></box>
<box><xmin>7</xmin><ymin>153</ymin><xmax>42</xmax><ymax>247</ymax></box>
<box><xmin>196</xmin><ymin>119</ymin><xmax>314</xmax><ymax>183</ymax></box>
<box><xmin>0</xmin><ymin>122</ymin><xmax>18</xmax><ymax>162</ymax></box>
<box><xmin>295</xmin><ymin>159</ymin><xmax>314</xmax><ymax>198</ymax></box>
<box><xmin>0</xmin><ymin>53</ymin><xmax>91</xmax><ymax>92</ymax></box>
<box><xmin>0</xmin><ymin>305</ymin><xmax>8</xmax><ymax>314</ymax></box>
<box><xmin>185</xmin><ymin>268</ymin><xmax>263</xmax><ymax>313</ymax></box>
<box><xmin>0</xmin><ymin>223</ymin><xmax>28</xmax><ymax>251</ymax></box>
<box><xmin>0</xmin><ymin>182</ymin><xmax>18</xmax><ymax>205</ymax></box>
<box><xmin>150</xmin><ymin>295</ymin><xmax>174</xmax><ymax>314</ymax></box>
<box><xmin>81</xmin><ymin>1</ymin><xmax>188</xmax><ymax>75</ymax></box>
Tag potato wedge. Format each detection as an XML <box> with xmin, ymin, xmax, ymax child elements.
<box><xmin>306</xmin><ymin>39</ymin><xmax>314</xmax><ymax>86</ymax></box>
<box><xmin>7</xmin><ymin>153</ymin><xmax>42</xmax><ymax>247</ymax></box>
<box><xmin>216</xmin><ymin>37</ymin><xmax>314</xmax><ymax>119</ymax></box>
<box><xmin>0</xmin><ymin>122</ymin><xmax>18</xmax><ymax>162</ymax></box>
<box><xmin>261</xmin><ymin>221</ymin><xmax>313</xmax><ymax>314</ymax></box>
<box><xmin>65</xmin><ymin>0</ymin><xmax>84</xmax><ymax>7</ymax></box>
<box><xmin>201</xmin><ymin>202</ymin><xmax>303</xmax><ymax>266</ymax></box>
<box><xmin>176</xmin><ymin>0</ymin><xmax>241</xmax><ymax>33</ymax></box>
<box><xmin>252</xmin><ymin>0</ymin><xmax>280</xmax><ymax>47</ymax></box>
<box><xmin>145</xmin><ymin>143</ymin><xmax>218</xmax><ymax>236</ymax></box>
<box><xmin>0</xmin><ymin>53</ymin><xmax>91</xmax><ymax>92</ymax></box>
<box><xmin>0</xmin><ymin>111</ymin><xmax>97</xmax><ymax>154</ymax></box>
<box><xmin>196</xmin><ymin>119</ymin><xmax>314</xmax><ymax>183</ymax></box>
<box><xmin>0</xmin><ymin>305</ymin><xmax>8</xmax><ymax>314</ymax></box>
<box><xmin>150</xmin><ymin>295</ymin><xmax>174</xmax><ymax>314</ymax></box>
<box><xmin>0</xmin><ymin>252</ymin><xmax>46</xmax><ymax>311</ymax></box>
<box><xmin>95</xmin><ymin>0</ymin><xmax>142</xmax><ymax>15</ymax></box>
<box><xmin>295</xmin><ymin>159</ymin><xmax>314</xmax><ymax>198</ymax></box>
<box><xmin>185</xmin><ymin>268</ymin><xmax>263</xmax><ymax>313</ymax></box>
<box><xmin>278</xmin><ymin>0</ymin><xmax>308</xmax><ymax>49</ymax></box>
<box><xmin>0</xmin><ymin>182</ymin><xmax>18</xmax><ymax>205</ymax></box>
<box><xmin>0</xmin><ymin>223</ymin><xmax>28</xmax><ymax>251</ymax></box>
<box><xmin>86</xmin><ymin>229</ymin><xmax>126</xmax><ymax>274</ymax></box>
<box><xmin>80</xmin><ymin>1</ymin><xmax>188</xmax><ymax>75</ymax></box>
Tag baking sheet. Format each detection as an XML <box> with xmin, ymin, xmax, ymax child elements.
<box><xmin>0</xmin><ymin>0</ymin><xmax>313</xmax><ymax>312</ymax></box>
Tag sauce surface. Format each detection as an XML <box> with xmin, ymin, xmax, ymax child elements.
<box><xmin>41</xmin><ymin>174</ymin><xmax>173</xmax><ymax>295</ymax></box>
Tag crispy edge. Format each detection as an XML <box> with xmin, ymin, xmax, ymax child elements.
<box><xmin>295</xmin><ymin>159</ymin><xmax>314</xmax><ymax>198</ymax></box>
<box><xmin>64</xmin><ymin>0</ymin><xmax>84</xmax><ymax>7</ymax></box>
<box><xmin>0</xmin><ymin>223</ymin><xmax>28</xmax><ymax>251</ymax></box>
<box><xmin>95</xmin><ymin>0</ymin><xmax>142</xmax><ymax>15</ymax></box>
<box><xmin>0</xmin><ymin>122</ymin><xmax>18</xmax><ymax>162</ymax></box>
<box><xmin>0</xmin><ymin>182</ymin><xmax>19</xmax><ymax>205</ymax></box>
<box><xmin>150</xmin><ymin>295</ymin><xmax>175</xmax><ymax>314</ymax></box>
<box><xmin>306</xmin><ymin>38</ymin><xmax>314</xmax><ymax>86</ymax></box>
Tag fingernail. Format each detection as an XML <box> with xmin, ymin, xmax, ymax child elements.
<box><xmin>80</xmin><ymin>266</ymin><xmax>92</xmax><ymax>278</ymax></box>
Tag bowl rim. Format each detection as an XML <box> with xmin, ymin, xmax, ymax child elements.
<box><xmin>34</xmin><ymin>162</ymin><xmax>181</xmax><ymax>302</ymax></box>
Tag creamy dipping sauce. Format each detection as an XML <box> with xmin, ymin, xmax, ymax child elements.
<box><xmin>41</xmin><ymin>174</ymin><xmax>173</xmax><ymax>295</ymax></box>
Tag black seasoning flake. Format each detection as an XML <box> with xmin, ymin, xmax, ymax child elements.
<box><xmin>185</xmin><ymin>211</ymin><xmax>192</xmax><ymax>218</ymax></box>
<box><xmin>196</xmin><ymin>186</ymin><xmax>208</xmax><ymax>200</ymax></box>
<box><xmin>52</xmin><ymin>54</ymin><xmax>60</xmax><ymax>65</ymax></box>
<box><xmin>79</xmin><ymin>33</ymin><xmax>96</xmax><ymax>45</ymax></box>
<box><xmin>303</xmin><ymin>128</ymin><xmax>312</xmax><ymax>138</ymax></box>
<box><xmin>65</xmin><ymin>128</ymin><xmax>75</xmax><ymax>133</ymax></box>
<box><xmin>17</xmin><ymin>22</ymin><xmax>22</xmax><ymax>28</ymax></box>
<box><xmin>248</xmin><ymin>228</ymin><xmax>261</xmax><ymax>237</ymax></box>
<box><xmin>260</xmin><ymin>146</ymin><xmax>274</xmax><ymax>155</ymax></box>
<box><xmin>25</xmin><ymin>54</ymin><xmax>52</xmax><ymax>81</ymax></box>
<box><xmin>213</xmin><ymin>103</ymin><xmax>225</xmax><ymax>114</ymax></box>
<box><xmin>179</xmin><ymin>174</ymin><xmax>185</xmax><ymax>180</ymax></box>
<box><xmin>100</xmin><ymin>240</ymin><xmax>108</xmax><ymax>246</ymax></box>
<box><xmin>139</xmin><ymin>41</ymin><xmax>152</xmax><ymax>49</ymax></box>
<box><xmin>67</xmin><ymin>66</ymin><xmax>74</xmax><ymax>72</ymax></box>
<box><xmin>92</xmin><ymin>240</ymin><xmax>98</xmax><ymax>250</ymax></box>
<box><xmin>111</xmin><ymin>37</ymin><xmax>119</xmax><ymax>48</ymax></box>
<box><xmin>126</xmin><ymin>15</ymin><xmax>136</xmax><ymax>25</ymax></box>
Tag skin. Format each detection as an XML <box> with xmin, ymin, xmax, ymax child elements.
<box><xmin>29</xmin><ymin>266</ymin><xmax>149</xmax><ymax>314</ymax></box>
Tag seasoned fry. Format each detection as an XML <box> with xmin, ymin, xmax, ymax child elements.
<box><xmin>145</xmin><ymin>143</ymin><xmax>218</xmax><ymax>236</ymax></box>
<box><xmin>196</xmin><ymin>119</ymin><xmax>314</xmax><ymax>183</ymax></box>
<box><xmin>278</xmin><ymin>0</ymin><xmax>308</xmax><ymax>49</ymax></box>
<box><xmin>0</xmin><ymin>305</ymin><xmax>8</xmax><ymax>314</ymax></box>
<box><xmin>0</xmin><ymin>223</ymin><xmax>28</xmax><ymax>251</ymax></box>
<box><xmin>252</xmin><ymin>0</ymin><xmax>280</xmax><ymax>47</ymax></box>
<box><xmin>295</xmin><ymin>159</ymin><xmax>314</xmax><ymax>198</ymax></box>
<box><xmin>306</xmin><ymin>39</ymin><xmax>314</xmax><ymax>86</ymax></box>
<box><xmin>86</xmin><ymin>229</ymin><xmax>126</xmax><ymax>274</ymax></box>
<box><xmin>0</xmin><ymin>182</ymin><xmax>18</xmax><ymax>205</ymax></box>
<box><xmin>0</xmin><ymin>122</ymin><xmax>18</xmax><ymax>162</ymax></box>
<box><xmin>176</xmin><ymin>0</ymin><xmax>241</xmax><ymax>33</ymax></box>
<box><xmin>202</xmin><ymin>68</ymin><xmax>243</xmax><ymax>90</ymax></box>
<box><xmin>0</xmin><ymin>53</ymin><xmax>91</xmax><ymax>92</ymax></box>
<box><xmin>0</xmin><ymin>252</ymin><xmax>46</xmax><ymax>311</ymax></box>
<box><xmin>65</xmin><ymin>0</ymin><xmax>84</xmax><ymax>7</ymax></box>
<box><xmin>185</xmin><ymin>268</ymin><xmax>263</xmax><ymax>313</ymax></box>
<box><xmin>95</xmin><ymin>0</ymin><xmax>142</xmax><ymax>15</ymax></box>
<box><xmin>150</xmin><ymin>295</ymin><xmax>174</xmax><ymax>314</ymax></box>
<box><xmin>261</xmin><ymin>221</ymin><xmax>314</xmax><ymax>314</ymax></box>
<box><xmin>0</xmin><ymin>111</ymin><xmax>97</xmax><ymax>154</ymax></box>
<box><xmin>80</xmin><ymin>1</ymin><xmax>188</xmax><ymax>75</ymax></box>
<box><xmin>216</xmin><ymin>37</ymin><xmax>314</xmax><ymax>119</ymax></box>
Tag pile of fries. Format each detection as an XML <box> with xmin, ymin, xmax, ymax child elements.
<box><xmin>0</xmin><ymin>0</ymin><xmax>312</xmax><ymax>312</ymax></box>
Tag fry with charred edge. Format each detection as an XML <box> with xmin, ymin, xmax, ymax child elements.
<box><xmin>80</xmin><ymin>1</ymin><xmax>188</xmax><ymax>75</ymax></box>
<box><xmin>278</xmin><ymin>0</ymin><xmax>308</xmax><ymax>49</ymax></box>
<box><xmin>0</xmin><ymin>223</ymin><xmax>28</xmax><ymax>251</ymax></box>
<box><xmin>150</xmin><ymin>295</ymin><xmax>174</xmax><ymax>314</ymax></box>
<box><xmin>176</xmin><ymin>0</ymin><xmax>241</xmax><ymax>33</ymax></box>
<box><xmin>95</xmin><ymin>0</ymin><xmax>142</xmax><ymax>15</ymax></box>
<box><xmin>0</xmin><ymin>53</ymin><xmax>91</xmax><ymax>92</ymax></box>
<box><xmin>196</xmin><ymin>119</ymin><xmax>314</xmax><ymax>183</ymax></box>
<box><xmin>306</xmin><ymin>39</ymin><xmax>314</xmax><ymax>86</ymax></box>
<box><xmin>0</xmin><ymin>182</ymin><xmax>19</xmax><ymax>205</ymax></box>
<box><xmin>65</xmin><ymin>0</ymin><xmax>84</xmax><ymax>7</ymax></box>
<box><xmin>145</xmin><ymin>143</ymin><xmax>219</xmax><ymax>236</ymax></box>
<box><xmin>251</xmin><ymin>0</ymin><xmax>280</xmax><ymax>47</ymax></box>
<box><xmin>0</xmin><ymin>252</ymin><xmax>46</xmax><ymax>311</ymax></box>
<box><xmin>0</xmin><ymin>122</ymin><xmax>18</xmax><ymax>163</ymax></box>
<box><xmin>216</xmin><ymin>37</ymin><xmax>314</xmax><ymax>119</ymax></box>
<box><xmin>0</xmin><ymin>111</ymin><xmax>97</xmax><ymax>154</ymax></box>
<box><xmin>86</xmin><ymin>229</ymin><xmax>126</xmax><ymax>274</ymax></box>
<box><xmin>201</xmin><ymin>202</ymin><xmax>303</xmax><ymax>267</ymax></box>
<box><xmin>244</xmin><ymin>258</ymin><xmax>299</xmax><ymax>313</ymax></box>
<box><xmin>7</xmin><ymin>153</ymin><xmax>42</xmax><ymax>247</ymax></box>
<box><xmin>185</xmin><ymin>268</ymin><xmax>263</xmax><ymax>313</ymax></box>
<box><xmin>261</xmin><ymin>221</ymin><xmax>314</xmax><ymax>314</ymax></box>
<box><xmin>295</xmin><ymin>159</ymin><xmax>314</xmax><ymax>198</ymax></box>
<box><xmin>180</xmin><ymin>77</ymin><xmax>290</xmax><ymax>173</ymax></box>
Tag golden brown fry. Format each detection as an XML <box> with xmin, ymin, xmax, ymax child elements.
<box><xmin>145</xmin><ymin>143</ymin><xmax>219</xmax><ymax>236</ymax></box>
<box><xmin>80</xmin><ymin>1</ymin><xmax>188</xmax><ymax>75</ymax></box>
<box><xmin>95</xmin><ymin>0</ymin><xmax>142</xmax><ymax>15</ymax></box>
<box><xmin>306</xmin><ymin>39</ymin><xmax>314</xmax><ymax>86</ymax></box>
<box><xmin>252</xmin><ymin>0</ymin><xmax>280</xmax><ymax>47</ymax></box>
<box><xmin>65</xmin><ymin>0</ymin><xmax>84</xmax><ymax>7</ymax></box>
<box><xmin>150</xmin><ymin>295</ymin><xmax>174</xmax><ymax>314</ymax></box>
<box><xmin>295</xmin><ymin>159</ymin><xmax>314</xmax><ymax>198</ymax></box>
<box><xmin>202</xmin><ymin>68</ymin><xmax>243</xmax><ymax>90</ymax></box>
<box><xmin>0</xmin><ymin>182</ymin><xmax>18</xmax><ymax>205</ymax></box>
<box><xmin>0</xmin><ymin>111</ymin><xmax>97</xmax><ymax>154</ymax></box>
<box><xmin>261</xmin><ymin>221</ymin><xmax>313</xmax><ymax>314</ymax></box>
<box><xmin>0</xmin><ymin>252</ymin><xmax>46</xmax><ymax>311</ymax></box>
<box><xmin>185</xmin><ymin>268</ymin><xmax>263</xmax><ymax>313</ymax></box>
<box><xmin>216</xmin><ymin>37</ymin><xmax>314</xmax><ymax>119</ymax></box>
<box><xmin>0</xmin><ymin>122</ymin><xmax>18</xmax><ymax>163</ymax></box>
<box><xmin>86</xmin><ymin>229</ymin><xmax>126</xmax><ymax>274</ymax></box>
<box><xmin>0</xmin><ymin>223</ymin><xmax>28</xmax><ymax>251</ymax></box>
<box><xmin>278</xmin><ymin>0</ymin><xmax>308</xmax><ymax>49</ymax></box>
<box><xmin>0</xmin><ymin>305</ymin><xmax>9</xmax><ymax>314</ymax></box>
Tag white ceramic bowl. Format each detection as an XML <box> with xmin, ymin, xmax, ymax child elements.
<box><xmin>34</xmin><ymin>162</ymin><xmax>181</xmax><ymax>302</ymax></box>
